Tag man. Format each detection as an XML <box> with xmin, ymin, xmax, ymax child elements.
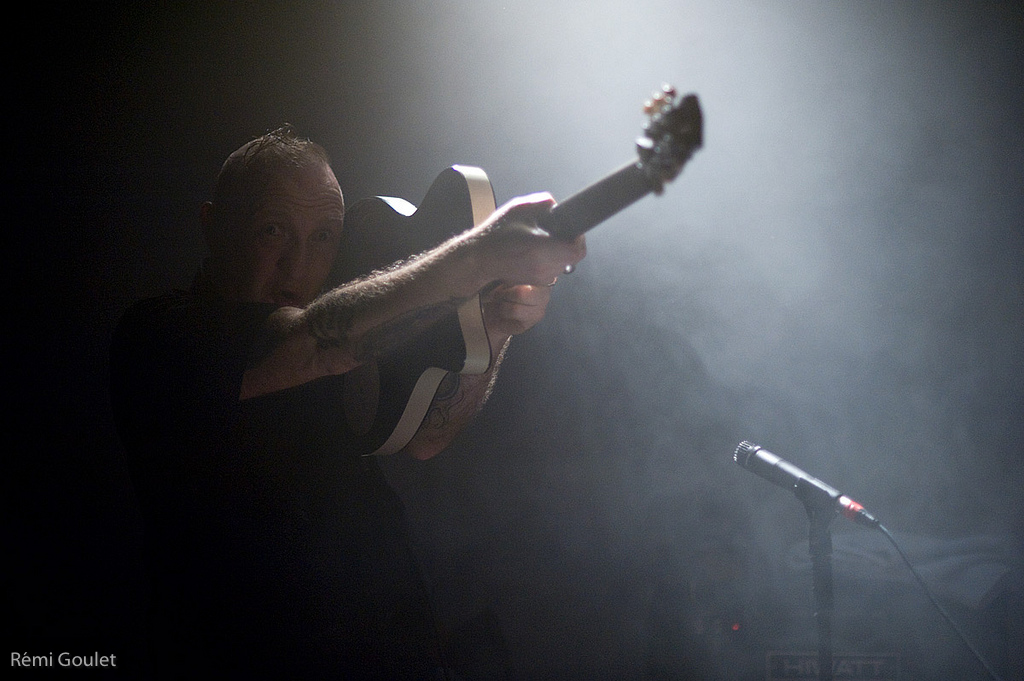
<box><xmin>111</xmin><ymin>127</ymin><xmax>585</xmax><ymax>679</ymax></box>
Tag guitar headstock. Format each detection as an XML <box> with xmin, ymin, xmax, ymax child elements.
<box><xmin>636</xmin><ymin>85</ymin><xmax>703</xmax><ymax>194</ymax></box>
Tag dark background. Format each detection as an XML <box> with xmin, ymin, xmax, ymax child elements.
<box><xmin>11</xmin><ymin>1</ymin><xmax>1024</xmax><ymax>679</ymax></box>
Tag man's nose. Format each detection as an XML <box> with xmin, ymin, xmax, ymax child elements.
<box><xmin>277</xmin><ymin>242</ymin><xmax>309</xmax><ymax>280</ymax></box>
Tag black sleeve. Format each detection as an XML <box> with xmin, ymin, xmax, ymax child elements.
<box><xmin>110</xmin><ymin>291</ymin><xmax>275</xmax><ymax>475</ymax></box>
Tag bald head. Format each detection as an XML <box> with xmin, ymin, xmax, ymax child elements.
<box><xmin>208</xmin><ymin>126</ymin><xmax>337</xmax><ymax>234</ymax></box>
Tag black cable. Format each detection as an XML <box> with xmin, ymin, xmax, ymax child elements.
<box><xmin>876</xmin><ymin>523</ymin><xmax>1005</xmax><ymax>681</ymax></box>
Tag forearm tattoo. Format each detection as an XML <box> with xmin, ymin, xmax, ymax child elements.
<box><xmin>306</xmin><ymin>305</ymin><xmax>357</xmax><ymax>350</ymax></box>
<box><xmin>421</xmin><ymin>337</ymin><xmax>509</xmax><ymax>433</ymax></box>
<box><xmin>422</xmin><ymin>371</ymin><xmax>463</xmax><ymax>430</ymax></box>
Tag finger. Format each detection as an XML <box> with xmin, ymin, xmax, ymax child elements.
<box><xmin>508</xmin><ymin>191</ymin><xmax>556</xmax><ymax>212</ymax></box>
<box><xmin>487</xmin><ymin>283</ymin><xmax>550</xmax><ymax>306</ymax></box>
<box><xmin>493</xmin><ymin>193</ymin><xmax>557</xmax><ymax>234</ymax></box>
<box><xmin>569</xmin><ymin>234</ymin><xmax>587</xmax><ymax>261</ymax></box>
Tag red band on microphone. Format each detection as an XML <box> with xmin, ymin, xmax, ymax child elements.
<box><xmin>838</xmin><ymin>495</ymin><xmax>864</xmax><ymax>520</ymax></box>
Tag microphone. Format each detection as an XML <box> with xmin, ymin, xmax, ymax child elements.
<box><xmin>734</xmin><ymin>441</ymin><xmax>879</xmax><ymax>528</ymax></box>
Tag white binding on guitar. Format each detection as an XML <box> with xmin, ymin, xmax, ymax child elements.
<box><xmin>367</xmin><ymin>165</ymin><xmax>496</xmax><ymax>456</ymax></box>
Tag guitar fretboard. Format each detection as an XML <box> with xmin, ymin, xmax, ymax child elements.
<box><xmin>539</xmin><ymin>161</ymin><xmax>653</xmax><ymax>240</ymax></box>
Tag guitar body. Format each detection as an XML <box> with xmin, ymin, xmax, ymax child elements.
<box><xmin>330</xmin><ymin>165</ymin><xmax>497</xmax><ymax>456</ymax></box>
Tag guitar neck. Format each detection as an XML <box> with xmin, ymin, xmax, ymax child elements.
<box><xmin>538</xmin><ymin>160</ymin><xmax>654</xmax><ymax>240</ymax></box>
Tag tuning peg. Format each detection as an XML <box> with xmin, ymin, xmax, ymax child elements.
<box><xmin>643</xmin><ymin>84</ymin><xmax>680</xmax><ymax>117</ymax></box>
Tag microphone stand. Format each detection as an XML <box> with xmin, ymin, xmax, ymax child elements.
<box><xmin>795</xmin><ymin>477</ymin><xmax>835</xmax><ymax>681</ymax></box>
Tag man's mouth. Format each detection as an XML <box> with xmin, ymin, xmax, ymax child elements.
<box><xmin>272</xmin><ymin>290</ymin><xmax>301</xmax><ymax>307</ymax></box>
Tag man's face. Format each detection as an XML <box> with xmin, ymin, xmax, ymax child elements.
<box><xmin>222</xmin><ymin>162</ymin><xmax>345</xmax><ymax>307</ymax></box>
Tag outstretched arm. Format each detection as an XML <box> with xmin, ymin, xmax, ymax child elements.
<box><xmin>240</xmin><ymin>193</ymin><xmax>584</xmax><ymax>416</ymax></box>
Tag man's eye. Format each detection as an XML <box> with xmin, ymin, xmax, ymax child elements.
<box><xmin>314</xmin><ymin>229</ymin><xmax>333</xmax><ymax>243</ymax></box>
<box><xmin>262</xmin><ymin>224</ymin><xmax>284</xmax><ymax>237</ymax></box>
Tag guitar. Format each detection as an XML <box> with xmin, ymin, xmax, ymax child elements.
<box><xmin>331</xmin><ymin>86</ymin><xmax>703</xmax><ymax>456</ymax></box>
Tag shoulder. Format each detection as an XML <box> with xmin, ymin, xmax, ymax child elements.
<box><xmin>111</xmin><ymin>291</ymin><xmax>278</xmax><ymax>432</ymax></box>
<box><xmin>112</xmin><ymin>290</ymin><xmax>278</xmax><ymax>397</ymax></box>
<box><xmin>119</xmin><ymin>289</ymin><xmax>192</xmax><ymax>322</ymax></box>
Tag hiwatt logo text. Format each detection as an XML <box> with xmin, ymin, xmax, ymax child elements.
<box><xmin>767</xmin><ymin>652</ymin><xmax>899</xmax><ymax>680</ymax></box>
